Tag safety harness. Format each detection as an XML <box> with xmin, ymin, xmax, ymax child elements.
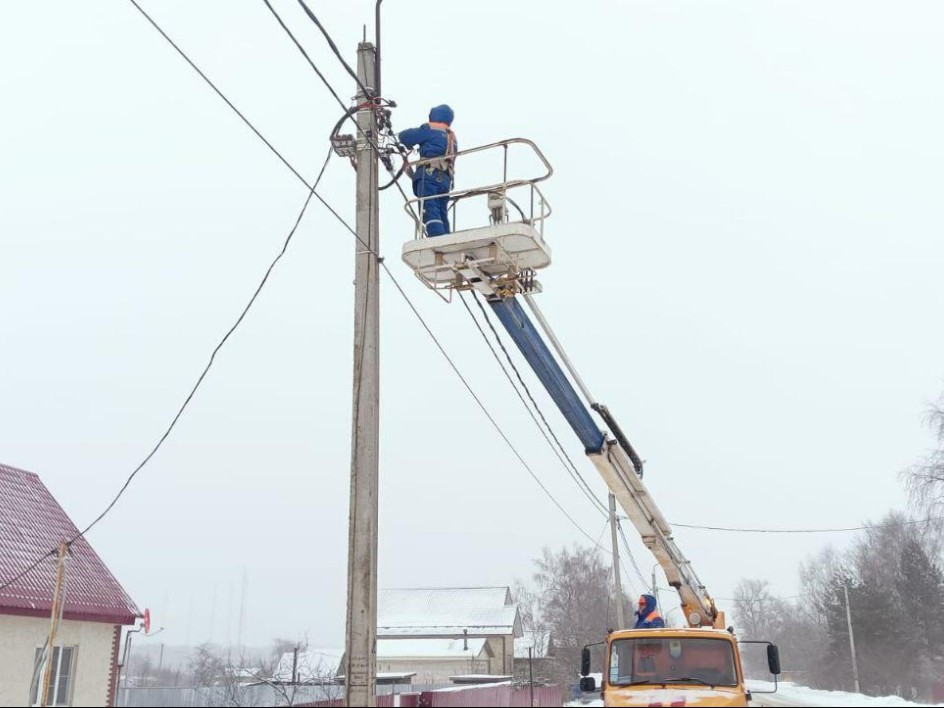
<box><xmin>424</xmin><ymin>123</ymin><xmax>456</xmax><ymax>179</ymax></box>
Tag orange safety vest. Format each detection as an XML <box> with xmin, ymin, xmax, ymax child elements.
<box><xmin>643</xmin><ymin>610</ymin><xmax>662</xmax><ymax>624</ymax></box>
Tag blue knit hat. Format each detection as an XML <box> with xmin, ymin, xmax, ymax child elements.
<box><xmin>428</xmin><ymin>104</ymin><xmax>454</xmax><ymax>125</ymax></box>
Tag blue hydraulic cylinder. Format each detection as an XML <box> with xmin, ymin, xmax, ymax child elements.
<box><xmin>488</xmin><ymin>297</ymin><xmax>605</xmax><ymax>454</ymax></box>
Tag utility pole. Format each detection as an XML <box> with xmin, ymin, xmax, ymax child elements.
<box><xmin>344</xmin><ymin>40</ymin><xmax>380</xmax><ymax>708</ymax></box>
<box><xmin>650</xmin><ymin>563</ymin><xmax>662</xmax><ymax>617</ymax></box>
<box><xmin>842</xmin><ymin>583</ymin><xmax>861</xmax><ymax>693</ymax></box>
<box><xmin>528</xmin><ymin>646</ymin><xmax>534</xmax><ymax>707</ymax></box>
<box><xmin>608</xmin><ymin>493</ymin><xmax>626</xmax><ymax>629</ymax></box>
<box><xmin>39</xmin><ymin>541</ymin><xmax>69</xmax><ymax>708</ymax></box>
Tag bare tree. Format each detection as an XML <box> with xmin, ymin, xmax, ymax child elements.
<box><xmin>189</xmin><ymin>643</ymin><xmax>226</xmax><ymax>687</ymax></box>
<box><xmin>732</xmin><ymin>579</ymin><xmax>775</xmax><ymax>640</ymax></box>
<box><xmin>903</xmin><ymin>394</ymin><xmax>944</xmax><ymax>518</ymax></box>
<box><xmin>531</xmin><ymin>545</ymin><xmax>622</xmax><ymax>682</ymax></box>
<box><xmin>512</xmin><ymin>581</ymin><xmax>541</xmax><ymax>633</ymax></box>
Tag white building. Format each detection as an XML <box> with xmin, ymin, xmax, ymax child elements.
<box><xmin>0</xmin><ymin>463</ymin><xmax>140</xmax><ymax>707</ymax></box>
<box><xmin>376</xmin><ymin>586</ymin><xmax>522</xmax><ymax>684</ymax></box>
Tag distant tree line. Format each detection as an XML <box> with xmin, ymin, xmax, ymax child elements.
<box><xmin>733</xmin><ymin>391</ymin><xmax>944</xmax><ymax>701</ymax></box>
<box><xmin>517</xmin><ymin>391</ymin><xmax>944</xmax><ymax>700</ymax></box>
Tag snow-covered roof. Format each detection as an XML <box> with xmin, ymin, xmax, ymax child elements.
<box><xmin>378</xmin><ymin>587</ymin><xmax>522</xmax><ymax>638</ymax></box>
<box><xmin>514</xmin><ymin>629</ymin><xmax>552</xmax><ymax>658</ymax></box>
<box><xmin>272</xmin><ymin>648</ymin><xmax>342</xmax><ymax>682</ymax></box>
<box><xmin>377</xmin><ymin>637</ymin><xmax>489</xmax><ymax>660</ymax></box>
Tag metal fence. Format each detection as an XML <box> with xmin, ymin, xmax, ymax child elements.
<box><xmin>120</xmin><ymin>683</ymin><xmax>563</xmax><ymax>707</ymax></box>
<box><xmin>117</xmin><ymin>683</ymin><xmax>427</xmax><ymax>707</ymax></box>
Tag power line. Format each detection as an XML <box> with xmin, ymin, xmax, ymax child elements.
<box><xmin>160</xmin><ymin>0</ymin><xmax>944</xmax><ymax>559</ymax></box>
<box><xmin>4</xmin><ymin>0</ymin><xmax>603</xmax><ymax>598</ymax></box>
<box><xmin>671</xmin><ymin>515</ymin><xmax>944</xmax><ymax>534</ymax></box>
<box><xmin>457</xmin><ymin>290</ymin><xmax>609</xmax><ymax>518</ymax></box>
<box><xmin>127</xmin><ymin>0</ymin><xmax>355</xmax><ymax>237</ymax></box>
<box><xmin>0</xmin><ymin>151</ymin><xmax>334</xmax><ymax>594</ymax></box>
<box><xmin>379</xmin><ymin>262</ymin><xmax>604</xmax><ymax>548</ymax></box>
<box><xmin>617</xmin><ymin>521</ymin><xmax>650</xmax><ymax>590</ymax></box>
<box><xmin>294</xmin><ymin>0</ymin><xmax>370</xmax><ymax>97</ymax></box>
<box><xmin>133</xmin><ymin>0</ymin><xmax>595</xmax><ymax>550</ymax></box>
<box><xmin>261</xmin><ymin>0</ymin><xmax>350</xmax><ymax>112</ymax></box>
<box><xmin>262</xmin><ymin>0</ymin><xmax>421</xmax><ymax>223</ymax></box>
<box><xmin>266</xmin><ymin>0</ymin><xmax>611</xmax><ymax>545</ymax></box>
<box><xmin>116</xmin><ymin>0</ymin><xmax>926</xmax><ymax>580</ymax></box>
<box><xmin>468</xmin><ymin>290</ymin><xmax>609</xmax><ymax>515</ymax></box>
<box><xmin>713</xmin><ymin>594</ymin><xmax>803</xmax><ymax>602</ymax></box>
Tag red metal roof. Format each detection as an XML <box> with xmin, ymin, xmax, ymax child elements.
<box><xmin>0</xmin><ymin>463</ymin><xmax>140</xmax><ymax>625</ymax></box>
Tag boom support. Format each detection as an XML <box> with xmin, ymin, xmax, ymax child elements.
<box><xmin>488</xmin><ymin>295</ymin><xmax>723</xmax><ymax>629</ymax></box>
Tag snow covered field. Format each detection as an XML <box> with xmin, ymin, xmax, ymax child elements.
<box><xmin>566</xmin><ymin>682</ymin><xmax>944</xmax><ymax>707</ymax></box>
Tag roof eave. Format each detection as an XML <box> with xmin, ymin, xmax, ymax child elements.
<box><xmin>0</xmin><ymin>605</ymin><xmax>138</xmax><ymax>626</ymax></box>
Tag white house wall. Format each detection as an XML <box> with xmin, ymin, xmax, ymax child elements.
<box><xmin>376</xmin><ymin>658</ymin><xmax>490</xmax><ymax>685</ymax></box>
<box><xmin>0</xmin><ymin>615</ymin><xmax>118</xmax><ymax>708</ymax></box>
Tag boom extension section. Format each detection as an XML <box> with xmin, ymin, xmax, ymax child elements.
<box><xmin>488</xmin><ymin>295</ymin><xmax>723</xmax><ymax>629</ymax></box>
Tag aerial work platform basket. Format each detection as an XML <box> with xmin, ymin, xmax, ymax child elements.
<box><xmin>401</xmin><ymin>138</ymin><xmax>553</xmax><ymax>298</ymax></box>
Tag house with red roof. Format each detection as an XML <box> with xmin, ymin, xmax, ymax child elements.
<box><xmin>0</xmin><ymin>463</ymin><xmax>140</xmax><ymax>707</ymax></box>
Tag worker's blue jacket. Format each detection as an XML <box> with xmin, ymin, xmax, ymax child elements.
<box><xmin>398</xmin><ymin>123</ymin><xmax>457</xmax><ymax>181</ymax></box>
<box><xmin>634</xmin><ymin>594</ymin><xmax>666</xmax><ymax>629</ymax></box>
<box><xmin>398</xmin><ymin>112</ymin><xmax>456</xmax><ymax>237</ymax></box>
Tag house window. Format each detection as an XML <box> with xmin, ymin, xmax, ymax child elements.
<box><xmin>31</xmin><ymin>646</ymin><xmax>76</xmax><ymax>707</ymax></box>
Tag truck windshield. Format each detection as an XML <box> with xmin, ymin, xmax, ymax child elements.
<box><xmin>608</xmin><ymin>637</ymin><xmax>737</xmax><ymax>687</ymax></box>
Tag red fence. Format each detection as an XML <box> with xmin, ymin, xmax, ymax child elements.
<box><xmin>299</xmin><ymin>684</ymin><xmax>562</xmax><ymax>707</ymax></box>
<box><xmin>298</xmin><ymin>696</ymin><xmax>398</xmax><ymax>707</ymax></box>
<box><xmin>416</xmin><ymin>685</ymin><xmax>562</xmax><ymax>707</ymax></box>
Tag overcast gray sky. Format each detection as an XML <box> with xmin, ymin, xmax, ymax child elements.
<box><xmin>2</xmin><ymin>0</ymin><xmax>943</xmax><ymax>651</ymax></box>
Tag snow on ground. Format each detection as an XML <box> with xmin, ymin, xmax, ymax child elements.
<box><xmin>565</xmin><ymin>683</ymin><xmax>944</xmax><ymax>707</ymax></box>
<box><xmin>747</xmin><ymin>681</ymin><xmax>944</xmax><ymax>707</ymax></box>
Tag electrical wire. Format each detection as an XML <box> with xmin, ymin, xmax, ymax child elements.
<box><xmin>266</xmin><ymin>5</ymin><xmax>612</xmax><ymax>545</ymax></box>
<box><xmin>670</xmin><ymin>515</ymin><xmax>944</xmax><ymax>534</ymax></box>
<box><xmin>458</xmin><ymin>290</ymin><xmax>609</xmax><ymax>518</ymax></box>
<box><xmin>617</xmin><ymin>521</ymin><xmax>650</xmax><ymax>590</ymax></box>
<box><xmin>133</xmin><ymin>0</ymin><xmax>595</xmax><ymax>550</ymax></box>
<box><xmin>0</xmin><ymin>151</ymin><xmax>333</xmax><ymax>594</ymax></box>
<box><xmin>255</xmin><ymin>0</ymin><xmax>944</xmax><ymax>575</ymax></box>
<box><xmin>262</xmin><ymin>0</ymin><xmax>420</xmax><ymax>219</ymax></box>
<box><xmin>294</xmin><ymin>0</ymin><xmax>371</xmax><ymax>98</ymax></box>
<box><xmin>14</xmin><ymin>0</ymin><xmax>895</xmax><ymax>599</ymax></box>
<box><xmin>379</xmin><ymin>261</ymin><xmax>604</xmax><ymax>548</ymax></box>
<box><xmin>1</xmin><ymin>0</ymin><xmax>605</xmax><ymax>597</ymax></box>
<box><xmin>127</xmin><ymin>0</ymin><xmax>356</xmax><ymax>237</ymax></box>
<box><xmin>261</xmin><ymin>0</ymin><xmax>350</xmax><ymax>111</ymax></box>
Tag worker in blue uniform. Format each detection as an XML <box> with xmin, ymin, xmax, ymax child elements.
<box><xmin>398</xmin><ymin>104</ymin><xmax>457</xmax><ymax>237</ymax></box>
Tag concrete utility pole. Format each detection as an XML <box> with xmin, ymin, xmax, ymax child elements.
<box><xmin>344</xmin><ymin>41</ymin><xmax>380</xmax><ymax>708</ymax></box>
<box><xmin>842</xmin><ymin>583</ymin><xmax>861</xmax><ymax>694</ymax></box>
<box><xmin>39</xmin><ymin>541</ymin><xmax>68</xmax><ymax>707</ymax></box>
<box><xmin>608</xmin><ymin>493</ymin><xmax>626</xmax><ymax>629</ymax></box>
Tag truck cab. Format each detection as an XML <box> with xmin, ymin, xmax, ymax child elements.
<box><xmin>580</xmin><ymin>628</ymin><xmax>781</xmax><ymax>707</ymax></box>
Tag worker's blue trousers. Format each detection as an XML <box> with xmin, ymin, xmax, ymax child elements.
<box><xmin>414</xmin><ymin>169</ymin><xmax>451</xmax><ymax>237</ymax></box>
